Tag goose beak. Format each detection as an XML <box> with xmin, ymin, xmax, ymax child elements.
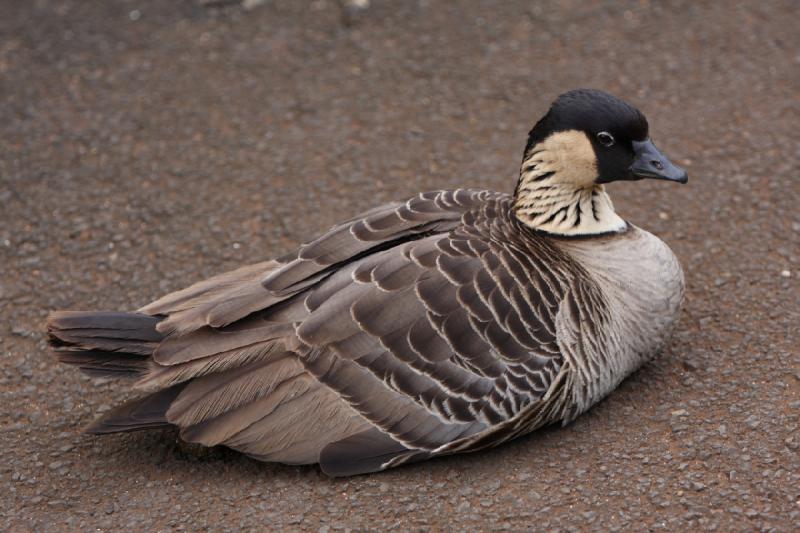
<box><xmin>630</xmin><ymin>139</ymin><xmax>688</xmax><ymax>184</ymax></box>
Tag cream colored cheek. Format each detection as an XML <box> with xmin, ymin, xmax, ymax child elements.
<box><xmin>539</xmin><ymin>131</ymin><xmax>598</xmax><ymax>187</ymax></box>
<box><xmin>551</xmin><ymin>149</ymin><xmax>595</xmax><ymax>187</ymax></box>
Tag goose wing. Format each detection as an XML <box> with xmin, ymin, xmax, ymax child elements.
<box><xmin>142</xmin><ymin>190</ymin><xmax>483</xmax><ymax>335</ymax></box>
<box><xmin>130</xmin><ymin>190</ymin><xmax>602</xmax><ymax>475</ymax></box>
<box><xmin>295</xmin><ymin>202</ymin><xmax>600</xmax><ymax>475</ymax></box>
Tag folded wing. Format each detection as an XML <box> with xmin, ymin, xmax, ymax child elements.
<box><xmin>93</xmin><ymin>190</ymin><xmax>600</xmax><ymax>475</ymax></box>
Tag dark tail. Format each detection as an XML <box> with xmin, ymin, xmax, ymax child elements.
<box><xmin>84</xmin><ymin>383</ymin><xmax>185</xmax><ymax>434</ymax></box>
<box><xmin>47</xmin><ymin>311</ymin><xmax>163</xmax><ymax>379</ymax></box>
<box><xmin>47</xmin><ymin>310</ymin><xmax>184</xmax><ymax>433</ymax></box>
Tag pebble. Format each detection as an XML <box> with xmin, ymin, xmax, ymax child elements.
<box><xmin>682</xmin><ymin>358</ymin><xmax>702</xmax><ymax>372</ymax></box>
<box><xmin>745</xmin><ymin>415</ymin><xmax>760</xmax><ymax>429</ymax></box>
<box><xmin>11</xmin><ymin>326</ymin><xmax>31</xmax><ymax>337</ymax></box>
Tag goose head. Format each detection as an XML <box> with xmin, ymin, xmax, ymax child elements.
<box><xmin>513</xmin><ymin>89</ymin><xmax>687</xmax><ymax>237</ymax></box>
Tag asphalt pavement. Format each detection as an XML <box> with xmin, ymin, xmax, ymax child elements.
<box><xmin>1</xmin><ymin>1</ymin><xmax>799</xmax><ymax>531</ymax></box>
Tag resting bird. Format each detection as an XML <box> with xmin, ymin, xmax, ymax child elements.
<box><xmin>48</xmin><ymin>89</ymin><xmax>687</xmax><ymax>476</ymax></box>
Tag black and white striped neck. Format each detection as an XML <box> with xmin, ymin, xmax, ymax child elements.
<box><xmin>512</xmin><ymin>137</ymin><xmax>627</xmax><ymax>237</ymax></box>
<box><xmin>513</xmin><ymin>182</ymin><xmax>627</xmax><ymax>237</ymax></box>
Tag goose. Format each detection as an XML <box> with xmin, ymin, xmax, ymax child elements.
<box><xmin>47</xmin><ymin>89</ymin><xmax>687</xmax><ymax>476</ymax></box>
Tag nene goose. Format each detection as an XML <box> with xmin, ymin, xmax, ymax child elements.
<box><xmin>48</xmin><ymin>89</ymin><xmax>687</xmax><ymax>476</ymax></box>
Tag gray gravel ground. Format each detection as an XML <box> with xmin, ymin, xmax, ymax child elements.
<box><xmin>2</xmin><ymin>0</ymin><xmax>799</xmax><ymax>531</ymax></box>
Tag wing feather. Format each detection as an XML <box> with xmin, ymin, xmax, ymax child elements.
<box><xmin>111</xmin><ymin>190</ymin><xmax>600</xmax><ymax>472</ymax></box>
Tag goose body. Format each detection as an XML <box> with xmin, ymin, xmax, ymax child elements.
<box><xmin>48</xmin><ymin>90</ymin><xmax>687</xmax><ymax>476</ymax></box>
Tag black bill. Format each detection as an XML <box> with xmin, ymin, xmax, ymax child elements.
<box><xmin>630</xmin><ymin>139</ymin><xmax>688</xmax><ymax>183</ymax></box>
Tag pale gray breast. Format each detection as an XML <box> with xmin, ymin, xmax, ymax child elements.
<box><xmin>554</xmin><ymin>227</ymin><xmax>685</xmax><ymax>409</ymax></box>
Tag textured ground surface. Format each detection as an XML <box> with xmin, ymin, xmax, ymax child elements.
<box><xmin>2</xmin><ymin>1</ymin><xmax>799</xmax><ymax>531</ymax></box>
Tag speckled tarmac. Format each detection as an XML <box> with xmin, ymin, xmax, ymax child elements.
<box><xmin>2</xmin><ymin>1</ymin><xmax>799</xmax><ymax>531</ymax></box>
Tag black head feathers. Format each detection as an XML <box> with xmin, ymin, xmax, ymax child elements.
<box><xmin>524</xmin><ymin>89</ymin><xmax>649</xmax><ymax>158</ymax></box>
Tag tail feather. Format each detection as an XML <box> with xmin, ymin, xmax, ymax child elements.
<box><xmin>48</xmin><ymin>310</ymin><xmax>185</xmax><ymax>433</ymax></box>
<box><xmin>47</xmin><ymin>311</ymin><xmax>164</xmax><ymax>337</ymax></box>
<box><xmin>85</xmin><ymin>384</ymin><xmax>185</xmax><ymax>434</ymax></box>
<box><xmin>48</xmin><ymin>311</ymin><xmax>163</xmax><ymax>355</ymax></box>
<box><xmin>54</xmin><ymin>350</ymin><xmax>150</xmax><ymax>378</ymax></box>
<box><xmin>47</xmin><ymin>311</ymin><xmax>164</xmax><ymax>378</ymax></box>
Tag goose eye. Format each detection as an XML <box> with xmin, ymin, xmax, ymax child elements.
<box><xmin>596</xmin><ymin>131</ymin><xmax>615</xmax><ymax>147</ymax></box>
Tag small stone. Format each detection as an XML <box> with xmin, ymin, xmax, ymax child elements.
<box><xmin>682</xmin><ymin>359</ymin><xmax>702</xmax><ymax>372</ymax></box>
<box><xmin>683</xmin><ymin>510</ymin><xmax>702</xmax><ymax>520</ymax></box>
<box><xmin>744</xmin><ymin>415</ymin><xmax>760</xmax><ymax>429</ymax></box>
<box><xmin>241</xmin><ymin>0</ymin><xmax>268</xmax><ymax>10</ymax></box>
<box><xmin>11</xmin><ymin>326</ymin><xmax>29</xmax><ymax>337</ymax></box>
<box><xmin>780</xmin><ymin>270</ymin><xmax>791</xmax><ymax>278</ymax></box>
<box><xmin>671</xmin><ymin>409</ymin><xmax>689</xmax><ymax>417</ymax></box>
